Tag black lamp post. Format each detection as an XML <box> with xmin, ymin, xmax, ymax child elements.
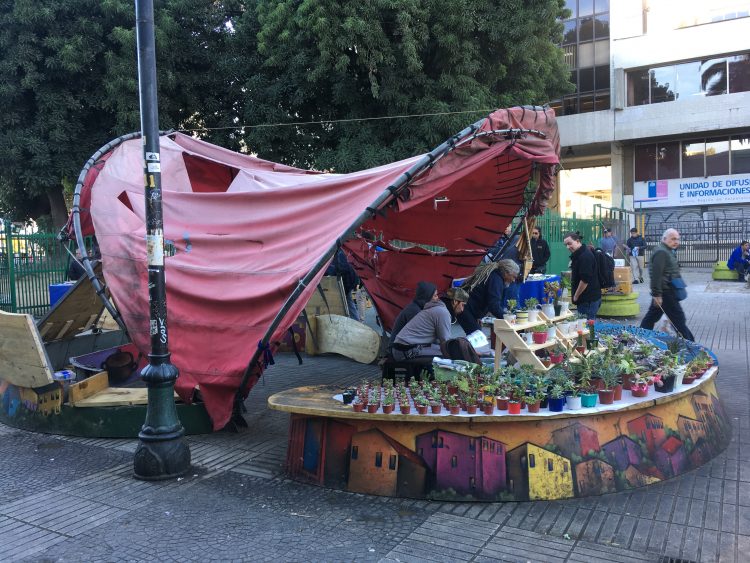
<box><xmin>132</xmin><ymin>0</ymin><xmax>190</xmax><ymax>480</ymax></box>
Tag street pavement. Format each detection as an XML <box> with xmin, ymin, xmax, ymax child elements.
<box><xmin>1</xmin><ymin>268</ymin><xmax>749</xmax><ymax>562</ymax></box>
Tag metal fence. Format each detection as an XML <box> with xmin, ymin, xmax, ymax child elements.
<box><xmin>644</xmin><ymin>219</ymin><xmax>747</xmax><ymax>267</ymax></box>
<box><xmin>0</xmin><ymin>221</ymin><xmax>73</xmax><ymax>316</ymax></box>
<box><xmin>533</xmin><ymin>210</ymin><xmax>602</xmax><ymax>275</ymax></box>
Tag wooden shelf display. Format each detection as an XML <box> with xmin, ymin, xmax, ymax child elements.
<box><xmin>492</xmin><ymin>311</ymin><xmax>578</xmax><ymax>371</ymax></box>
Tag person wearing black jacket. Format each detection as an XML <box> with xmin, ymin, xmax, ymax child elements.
<box><xmin>325</xmin><ymin>249</ymin><xmax>361</xmax><ymax>321</ymax></box>
<box><xmin>530</xmin><ymin>227</ymin><xmax>551</xmax><ymax>274</ymax></box>
<box><xmin>388</xmin><ymin>281</ymin><xmax>438</xmax><ymax>353</ymax></box>
<box><xmin>625</xmin><ymin>227</ymin><xmax>647</xmax><ymax>283</ymax></box>
<box><xmin>563</xmin><ymin>231</ymin><xmax>601</xmax><ymax>320</ymax></box>
<box><xmin>457</xmin><ymin>259</ymin><xmax>520</xmax><ymax>334</ymax></box>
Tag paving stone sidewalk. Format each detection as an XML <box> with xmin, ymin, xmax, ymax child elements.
<box><xmin>1</xmin><ymin>269</ymin><xmax>749</xmax><ymax>562</ymax></box>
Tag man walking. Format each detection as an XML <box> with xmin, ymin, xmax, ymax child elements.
<box><xmin>530</xmin><ymin>227</ymin><xmax>551</xmax><ymax>274</ymax></box>
<box><xmin>640</xmin><ymin>228</ymin><xmax>695</xmax><ymax>341</ymax></box>
<box><xmin>625</xmin><ymin>227</ymin><xmax>647</xmax><ymax>284</ymax></box>
<box><xmin>563</xmin><ymin>232</ymin><xmax>601</xmax><ymax>320</ymax></box>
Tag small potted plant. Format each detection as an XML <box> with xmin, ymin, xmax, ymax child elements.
<box><xmin>564</xmin><ymin>379</ymin><xmax>582</xmax><ymax>410</ymax></box>
<box><xmin>547</xmin><ymin>384</ymin><xmax>566</xmax><ymax>412</ymax></box>
<box><xmin>538</xmin><ymin>350</ymin><xmax>552</xmax><ymax>368</ymax></box>
<box><xmin>526</xmin><ymin>377</ymin><xmax>547</xmax><ymax>413</ymax></box>
<box><xmin>465</xmin><ymin>391</ymin><xmax>478</xmax><ymax>415</ymax></box>
<box><xmin>575</xmin><ymin>330</ymin><xmax>586</xmax><ymax>355</ymax></box>
<box><xmin>525</xmin><ymin>298</ymin><xmax>540</xmax><ymax>322</ymax></box>
<box><xmin>352</xmin><ymin>398</ymin><xmax>365</xmax><ymax>412</ymax></box>
<box><xmin>586</xmin><ymin>320</ymin><xmax>599</xmax><ymax>349</ymax></box>
<box><xmin>495</xmin><ymin>376</ymin><xmax>511</xmax><ymax>411</ymax></box>
<box><xmin>618</xmin><ymin>353</ymin><xmax>638</xmax><ymax>390</ymax></box>
<box><xmin>399</xmin><ymin>396</ymin><xmax>411</xmax><ymax>414</ymax></box>
<box><xmin>414</xmin><ymin>395</ymin><xmax>429</xmax><ymax>414</ymax></box>
<box><xmin>531</xmin><ymin>323</ymin><xmax>548</xmax><ymax>344</ymax></box>
<box><xmin>630</xmin><ymin>372</ymin><xmax>655</xmax><ymax>397</ymax></box>
<box><xmin>504</xmin><ymin>299</ymin><xmax>518</xmax><ymax>324</ymax></box>
<box><xmin>508</xmin><ymin>382</ymin><xmax>525</xmax><ymax>414</ymax></box>
<box><xmin>545</xmin><ymin>321</ymin><xmax>557</xmax><ymax>340</ymax></box>
<box><xmin>550</xmin><ymin>342</ymin><xmax>566</xmax><ymax>364</ymax></box>
<box><xmin>382</xmin><ymin>393</ymin><xmax>395</xmax><ymax>414</ymax></box>
<box><xmin>598</xmin><ymin>365</ymin><xmax>620</xmax><ymax>405</ymax></box>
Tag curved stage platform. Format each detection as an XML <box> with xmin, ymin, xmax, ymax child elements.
<box><xmin>269</xmin><ymin>368</ymin><xmax>730</xmax><ymax>501</ymax></box>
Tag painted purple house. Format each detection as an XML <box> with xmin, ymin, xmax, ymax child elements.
<box><xmin>415</xmin><ymin>430</ymin><xmax>507</xmax><ymax>499</ymax></box>
<box><xmin>655</xmin><ymin>436</ymin><xmax>688</xmax><ymax>478</ymax></box>
<box><xmin>602</xmin><ymin>435</ymin><xmax>642</xmax><ymax>471</ymax></box>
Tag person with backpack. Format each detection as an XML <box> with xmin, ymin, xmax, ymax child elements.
<box><xmin>640</xmin><ymin>228</ymin><xmax>694</xmax><ymax>341</ymax></box>
<box><xmin>563</xmin><ymin>232</ymin><xmax>601</xmax><ymax>320</ymax></box>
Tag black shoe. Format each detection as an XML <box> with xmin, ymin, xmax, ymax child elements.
<box><xmin>639</xmin><ymin>277</ymin><xmax>644</xmax><ymax>283</ymax></box>
<box><xmin>632</xmin><ymin>280</ymin><xmax>640</xmax><ymax>284</ymax></box>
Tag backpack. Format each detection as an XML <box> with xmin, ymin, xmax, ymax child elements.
<box><xmin>593</xmin><ymin>248</ymin><xmax>616</xmax><ymax>288</ymax></box>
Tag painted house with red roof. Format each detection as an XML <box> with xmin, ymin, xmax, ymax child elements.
<box><xmin>551</xmin><ymin>422</ymin><xmax>601</xmax><ymax>460</ymax></box>
<box><xmin>415</xmin><ymin>430</ymin><xmax>507</xmax><ymax>499</ymax></box>
<box><xmin>627</xmin><ymin>413</ymin><xmax>666</xmax><ymax>456</ymax></box>
<box><xmin>655</xmin><ymin>436</ymin><xmax>688</xmax><ymax>478</ymax></box>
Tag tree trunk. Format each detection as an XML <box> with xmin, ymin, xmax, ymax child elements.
<box><xmin>47</xmin><ymin>188</ymin><xmax>69</xmax><ymax>229</ymax></box>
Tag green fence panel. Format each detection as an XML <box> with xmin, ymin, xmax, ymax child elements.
<box><xmin>534</xmin><ymin>210</ymin><xmax>601</xmax><ymax>277</ymax></box>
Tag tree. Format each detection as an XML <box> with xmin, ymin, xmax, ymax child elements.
<box><xmin>231</xmin><ymin>0</ymin><xmax>573</xmax><ymax>172</ymax></box>
<box><xmin>0</xmin><ymin>0</ymin><xmax>238</xmax><ymax>227</ymax></box>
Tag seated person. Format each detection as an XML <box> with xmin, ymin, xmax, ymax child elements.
<box><xmin>457</xmin><ymin>259</ymin><xmax>520</xmax><ymax>334</ymax></box>
<box><xmin>727</xmin><ymin>241</ymin><xmax>750</xmax><ymax>282</ymax></box>
<box><xmin>391</xmin><ymin>287</ymin><xmax>469</xmax><ymax>361</ymax></box>
<box><xmin>388</xmin><ymin>281</ymin><xmax>438</xmax><ymax>354</ymax></box>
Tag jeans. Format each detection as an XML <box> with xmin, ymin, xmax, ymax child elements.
<box><xmin>640</xmin><ymin>289</ymin><xmax>695</xmax><ymax>341</ymax></box>
<box><xmin>734</xmin><ymin>261</ymin><xmax>749</xmax><ymax>281</ymax></box>
<box><xmin>345</xmin><ymin>291</ymin><xmax>360</xmax><ymax>321</ymax></box>
<box><xmin>576</xmin><ymin>298</ymin><xmax>601</xmax><ymax>320</ymax></box>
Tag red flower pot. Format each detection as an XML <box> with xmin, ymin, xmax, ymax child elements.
<box><xmin>482</xmin><ymin>404</ymin><xmax>494</xmax><ymax>415</ymax></box>
<box><xmin>352</xmin><ymin>403</ymin><xmax>364</xmax><ymax>412</ymax></box>
<box><xmin>598</xmin><ymin>389</ymin><xmax>615</xmax><ymax>405</ymax></box>
<box><xmin>367</xmin><ymin>403</ymin><xmax>380</xmax><ymax>413</ymax></box>
<box><xmin>466</xmin><ymin>405</ymin><xmax>477</xmax><ymax>415</ymax></box>
<box><xmin>527</xmin><ymin>401</ymin><xmax>541</xmax><ymax>413</ymax></box>
<box><xmin>449</xmin><ymin>405</ymin><xmax>460</xmax><ymax>415</ymax></box>
<box><xmin>382</xmin><ymin>404</ymin><xmax>394</xmax><ymax>414</ymax></box>
<box><xmin>550</xmin><ymin>353</ymin><xmax>564</xmax><ymax>364</ymax></box>
<box><xmin>430</xmin><ymin>404</ymin><xmax>442</xmax><ymax>414</ymax></box>
<box><xmin>400</xmin><ymin>405</ymin><xmax>411</xmax><ymax>414</ymax></box>
<box><xmin>496</xmin><ymin>397</ymin><xmax>509</xmax><ymax>411</ymax></box>
<box><xmin>416</xmin><ymin>405</ymin><xmax>428</xmax><ymax>415</ymax></box>
<box><xmin>532</xmin><ymin>332</ymin><xmax>548</xmax><ymax>344</ymax></box>
<box><xmin>613</xmin><ymin>384</ymin><xmax>623</xmax><ymax>401</ymax></box>
<box><xmin>631</xmin><ymin>384</ymin><xmax>648</xmax><ymax>397</ymax></box>
<box><xmin>682</xmin><ymin>374</ymin><xmax>697</xmax><ymax>385</ymax></box>
<box><xmin>508</xmin><ymin>401</ymin><xmax>521</xmax><ymax>414</ymax></box>
<box><xmin>622</xmin><ymin>373</ymin><xmax>635</xmax><ymax>390</ymax></box>
<box><xmin>575</xmin><ymin>346</ymin><xmax>586</xmax><ymax>354</ymax></box>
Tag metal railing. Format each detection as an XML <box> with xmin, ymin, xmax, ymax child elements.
<box><xmin>644</xmin><ymin>219</ymin><xmax>748</xmax><ymax>267</ymax></box>
<box><xmin>0</xmin><ymin>221</ymin><xmax>75</xmax><ymax>316</ymax></box>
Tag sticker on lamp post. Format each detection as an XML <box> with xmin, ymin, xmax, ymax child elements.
<box><xmin>146</xmin><ymin>233</ymin><xmax>164</xmax><ymax>266</ymax></box>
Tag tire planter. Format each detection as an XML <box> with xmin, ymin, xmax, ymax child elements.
<box><xmin>598</xmin><ymin>292</ymin><xmax>640</xmax><ymax>318</ymax></box>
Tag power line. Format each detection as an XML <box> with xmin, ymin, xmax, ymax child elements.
<box><xmin>178</xmin><ymin>108</ymin><xmax>496</xmax><ymax>134</ymax></box>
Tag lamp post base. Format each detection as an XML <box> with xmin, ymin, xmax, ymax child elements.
<box><xmin>133</xmin><ymin>437</ymin><xmax>191</xmax><ymax>481</ymax></box>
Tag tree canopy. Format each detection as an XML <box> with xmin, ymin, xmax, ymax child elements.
<box><xmin>0</xmin><ymin>0</ymin><xmax>572</xmax><ymax>226</ymax></box>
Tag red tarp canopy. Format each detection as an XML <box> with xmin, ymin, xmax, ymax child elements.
<box><xmin>74</xmin><ymin>106</ymin><xmax>560</xmax><ymax>430</ymax></box>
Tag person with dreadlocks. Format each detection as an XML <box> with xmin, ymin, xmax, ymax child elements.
<box><xmin>457</xmin><ymin>259</ymin><xmax>520</xmax><ymax>334</ymax></box>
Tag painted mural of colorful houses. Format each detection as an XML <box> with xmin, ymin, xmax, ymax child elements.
<box><xmin>286</xmin><ymin>415</ymin><xmax>356</xmax><ymax>487</ymax></box>
<box><xmin>507</xmin><ymin>443</ymin><xmax>574</xmax><ymax>501</ymax></box>
<box><xmin>348</xmin><ymin>428</ymin><xmax>428</xmax><ymax>497</ymax></box>
<box><xmin>574</xmin><ymin>459</ymin><xmax>617</xmax><ymax>496</ymax></box>
<box><xmin>602</xmin><ymin>435</ymin><xmax>643</xmax><ymax>471</ymax></box>
<box><xmin>622</xmin><ymin>464</ymin><xmax>662</xmax><ymax>488</ymax></box>
<box><xmin>415</xmin><ymin>429</ymin><xmax>507</xmax><ymax>499</ymax></box>
<box><xmin>689</xmin><ymin>438</ymin><xmax>713</xmax><ymax>468</ymax></box>
<box><xmin>692</xmin><ymin>393</ymin><xmax>722</xmax><ymax>440</ymax></box>
<box><xmin>551</xmin><ymin>422</ymin><xmax>601</xmax><ymax>459</ymax></box>
<box><xmin>627</xmin><ymin>413</ymin><xmax>666</xmax><ymax>457</ymax></box>
<box><xmin>655</xmin><ymin>436</ymin><xmax>688</xmax><ymax>478</ymax></box>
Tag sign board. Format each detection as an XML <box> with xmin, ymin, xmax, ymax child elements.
<box><xmin>634</xmin><ymin>173</ymin><xmax>750</xmax><ymax>208</ymax></box>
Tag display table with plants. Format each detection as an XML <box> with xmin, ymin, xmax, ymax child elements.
<box><xmin>269</xmin><ymin>325</ymin><xmax>730</xmax><ymax>502</ymax></box>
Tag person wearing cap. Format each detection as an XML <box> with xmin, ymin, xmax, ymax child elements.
<box><xmin>457</xmin><ymin>259</ymin><xmax>521</xmax><ymax>334</ymax></box>
<box><xmin>388</xmin><ymin>281</ymin><xmax>439</xmax><ymax>353</ymax></box>
<box><xmin>392</xmin><ymin>286</ymin><xmax>469</xmax><ymax>360</ymax></box>
<box><xmin>625</xmin><ymin>227</ymin><xmax>647</xmax><ymax>283</ymax></box>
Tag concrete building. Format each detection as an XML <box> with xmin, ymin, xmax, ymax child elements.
<box><xmin>552</xmin><ymin>1</ymin><xmax>750</xmax><ymax>222</ymax></box>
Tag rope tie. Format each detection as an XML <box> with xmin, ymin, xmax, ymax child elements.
<box><xmin>257</xmin><ymin>340</ymin><xmax>275</xmax><ymax>369</ymax></box>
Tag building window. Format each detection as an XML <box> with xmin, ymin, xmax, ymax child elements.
<box><xmin>682</xmin><ymin>140</ymin><xmax>705</xmax><ymax>178</ymax></box>
<box><xmin>417</xmin><ymin>447</ymin><xmax>423</xmax><ymax>457</ymax></box>
<box><xmin>451</xmin><ymin>455</ymin><xmax>458</xmax><ymax>468</ymax></box>
<box><xmin>438</xmin><ymin>437</ymin><xmax>444</xmax><ymax>448</ymax></box>
<box><xmin>548</xmin><ymin>459</ymin><xmax>554</xmax><ymax>472</ymax></box>
<box><xmin>529</xmin><ymin>454</ymin><xmax>536</xmax><ymax>468</ymax></box>
<box><xmin>375</xmin><ymin>452</ymin><xmax>382</xmax><ymax>468</ymax></box>
<box><xmin>389</xmin><ymin>455</ymin><xmax>397</xmax><ymax>470</ymax></box>
<box><xmin>564</xmin><ymin>462</ymin><xmax>569</xmax><ymax>473</ymax></box>
<box><xmin>706</xmin><ymin>138</ymin><xmax>730</xmax><ymax>176</ymax></box>
<box><xmin>469</xmin><ymin>438</ymin><xmax>476</xmax><ymax>451</ymax></box>
<box><xmin>658</xmin><ymin>142</ymin><xmax>680</xmax><ymax>180</ymax></box>
<box><xmin>483</xmin><ymin>441</ymin><xmax>489</xmax><ymax>451</ymax></box>
<box><xmin>432</xmin><ymin>434</ymin><xmax>437</xmax><ymax>447</ymax></box>
<box><xmin>469</xmin><ymin>476</ymin><xmax>476</xmax><ymax>489</ymax></box>
<box><xmin>627</xmin><ymin>51</ymin><xmax>750</xmax><ymax>107</ymax></box>
<box><xmin>351</xmin><ymin>446</ymin><xmax>358</xmax><ymax>460</ymax></box>
<box><xmin>635</xmin><ymin>144</ymin><xmax>656</xmax><ymax>181</ymax></box>
<box><xmin>731</xmin><ymin>136</ymin><xmax>750</xmax><ymax>173</ymax></box>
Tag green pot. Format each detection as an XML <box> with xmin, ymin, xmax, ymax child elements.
<box><xmin>581</xmin><ymin>393</ymin><xmax>598</xmax><ymax>408</ymax></box>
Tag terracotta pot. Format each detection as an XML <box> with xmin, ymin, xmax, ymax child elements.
<box><xmin>532</xmin><ymin>332</ymin><xmax>548</xmax><ymax>344</ymax></box>
<box><xmin>466</xmin><ymin>405</ymin><xmax>477</xmax><ymax>415</ymax></box>
<box><xmin>416</xmin><ymin>405</ymin><xmax>428</xmax><ymax>415</ymax></box>
<box><xmin>496</xmin><ymin>397</ymin><xmax>509</xmax><ymax>411</ymax></box>
<box><xmin>508</xmin><ymin>401</ymin><xmax>521</xmax><ymax>414</ymax></box>
<box><xmin>367</xmin><ymin>403</ymin><xmax>380</xmax><ymax>413</ymax></box>
<box><xmin>527</xmin><ymin>401</ymin><xmax>541</xmax><ymax>413</ymax></box>
<box><xmin>575</xmin><ymin>346</ymin><xmax>586</xmax><ymax>354</ymax></box>
<box><xmin>449</xmin><ymin>405</ymin><xmax>460</xmax><ymax>415</ymax></box>
<box><xmin>622</xmin><ymin>373</ymin><xmax>635</xmax><ymax>390</ymax></box>
<box><xmin>682</xmin><ymin>374</ymin><xmax>697</xmax><ymax>385</ymax></box>
<box><xmin>382</xmin><ymin>404</ymin><xmax>394</xmax><ymax>414</ymax></box>
<box><xmin>430</xmin><ymin>404</ymin><xmax>442</xmax><ymax>414</ymax></box>
<box><xmin>631</xmin><ymin>384</ymin><xmax>648</xmax><ymax>397</ymax></box>
<box><xmin>598</xmin><ymin>389</ymin><xmax>615</xmax><ymax>405</ymax></box>
<box><xmin>482</xmin><ymin>404</ymin><xmax>494</xmax><ymax>415</ymax></box>
<box><xmin>541</xmin><ymin>359</ymin><xmax>552</xmax><ymax>368</ymax></box>
<box><xmin>613</xmin><ymin>384</ymin><xmax>623</xmax><ymax>401</ymax></box>
<box><xmin>550</xmin><ymin>353</ymin><xmax>564</xmax><ymax>364</ymax></box>
<box><xmin>352</xmin><ymin>403</ymin><xmax>364</xmax><ymax>412</ymax></box>
<box><xmin>399</xmin><ymin>405</ymin><xmax>411</xmax><ymax>414</ymax></box>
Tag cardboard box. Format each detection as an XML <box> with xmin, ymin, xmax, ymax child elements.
<box><xmin>614</xmin><ymin>266</ymin><xmax>632</xmax><ymax>282</ymax></box>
